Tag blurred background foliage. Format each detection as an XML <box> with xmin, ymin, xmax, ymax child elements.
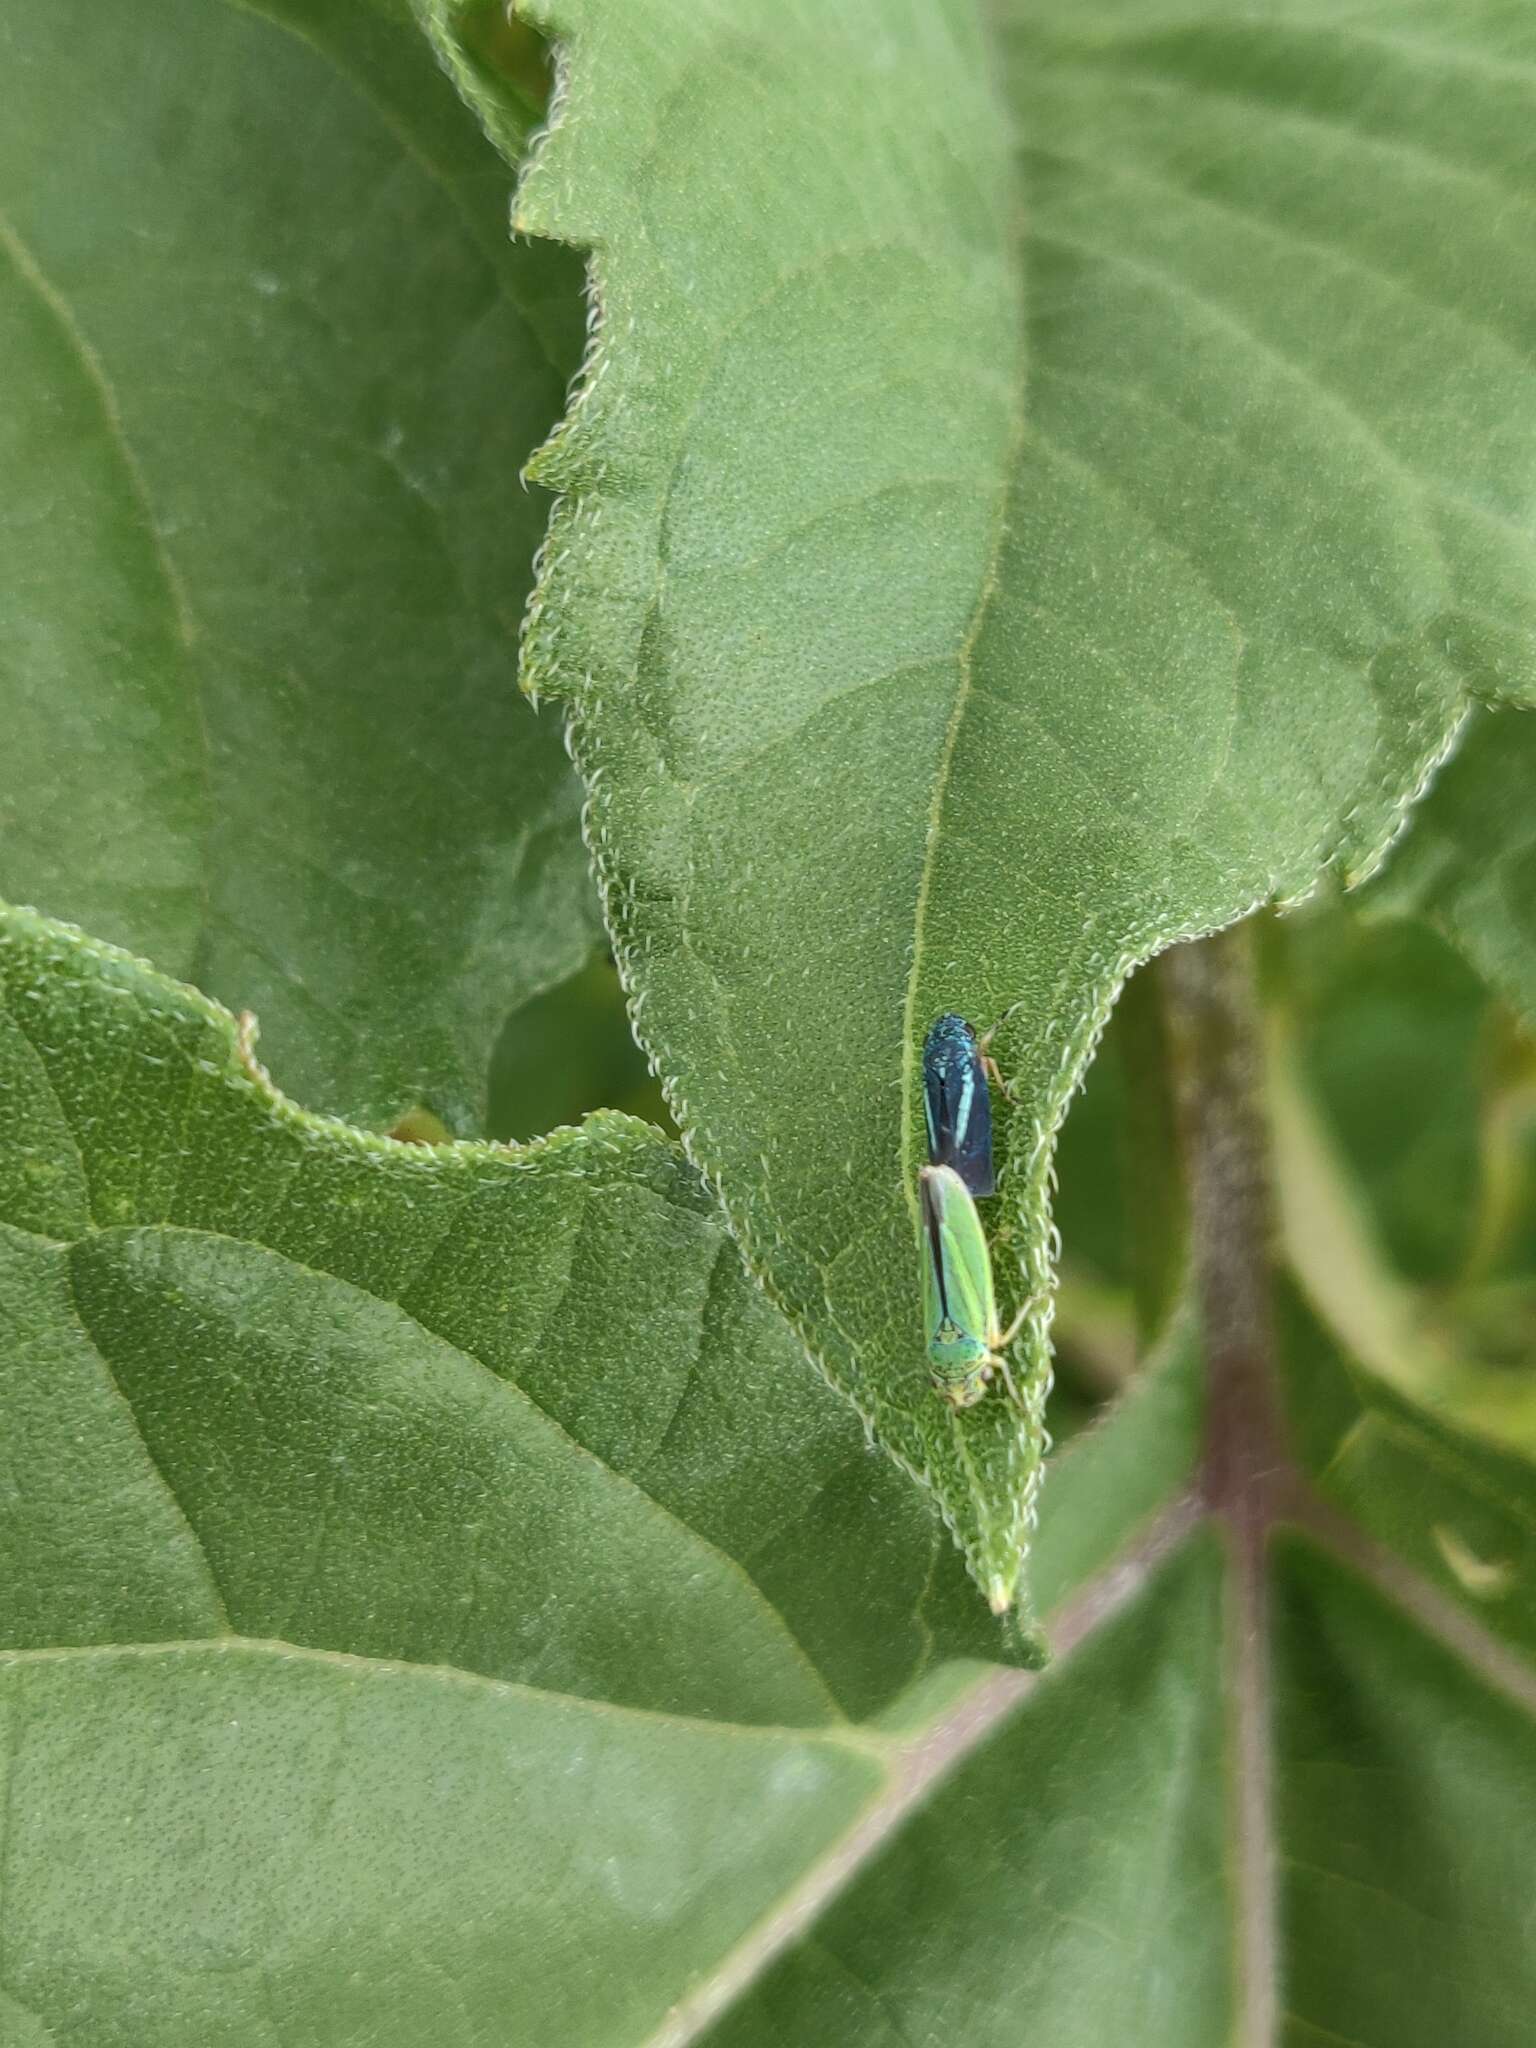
<box><xmin>1047</xmin><ymin>881</ymin><xmax>1536</xmax><ymax>1458</ymax></box>
<box><xmin>487</xmin><ymin>952</ymin><xmax>674</xmax><ymax>1143</ymax></box>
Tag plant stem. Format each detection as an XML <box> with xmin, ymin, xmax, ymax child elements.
<box><xmin>1161</xmin><ymin>922</ymin><xmax>1290</xmax><ymax>1514</ymax></box>
<box><xmin>1159</xmin><ymin>920</ymin><xmax>1286</xmax><ymax>2048</ymax></box>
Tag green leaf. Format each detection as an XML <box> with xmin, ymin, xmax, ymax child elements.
<box><xmin>695</xmin><ymin>1311</ymin><xmax>1536</xmax><ymax>2048</ymax></box>
<box><xmin>486</xmin><ymin>952</ymin><xmax>675</xmax><ymax>1142</ymax></box>
<box><xmin>1364</xmin><ymin>705</ymin><xmax>1536</xmax><ymax>1039</ymax></box>
<box><xmin>0</xmin><ymin>898</ymin><xmax>1200</xmax><ymax>2039</ymax></box>
<box><xmin>1024</xmin><ymin>1319</ymin><xmax>1201</xmax><ymax>1618</ymax></box>
<box><xmin>1269</xmin><ymin>951</ymin><xmax>1536</xmax><ymax>1453</ymax></box>
<box><xmin>1</xmin><ymin>1644</ymin><xmax>872</xmax><ymax>2047</ymax></box>
<box><xmin>1054</xmin><ymin>963</ymin><xmax>1189</xmax><ymax>1352</ymax></box>
<box><xmin>0</xmin><ymin>0</ymin><xmax>597</xmax><ymax>1133</ymax></box>
<box><xmin>1281</xmin><ymin>1287</ymin><xmax>1536</xmax><ymax>1662</ymax></box>
<box><xmin>703</xmin><ymin>1541</ymin><xmax>1235</xmax><ymax>2048</ymax></box>
<box><xmin>0</xmin><ymin>900</ymin><xmax>1021</xmax><ymax>1710</ymax></box>
<box><xmin>1273</xmin><ymin>1544</ymin><xmax>1536</xmax><ymax>2048</ymax></box>
<box><xmin>490</xmin><ymin>0</ymin><xmax>1536</xmax><ymax>1606</ymax></box>
<box><xmin>8</xmin><ymin>902</ymin><xmax>1526</xmax><ymax>2042</ymax></box>
<box><xmin>1281</xmin><ymin>910</ymin><xmax>1495</xmax><ymax>1287</ymax></box>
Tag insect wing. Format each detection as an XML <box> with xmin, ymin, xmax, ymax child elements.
<box><xmin>922</xmin><ymin>1013</ymin><xmax>996</xmax><ymax>1196</ymax></box>
<box><xmin>919</xmin><ymin>1175</ymin><xmax>948</xmax><ymax>1344</ymax></box>
<box><xmin>920</xmin><ymin>1165</ymin><xmax>996</xmax><ymax>1347</ymax></box>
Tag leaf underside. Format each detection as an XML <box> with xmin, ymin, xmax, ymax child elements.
<box><xmin>0</xmin><ymin>0</ymin><xmax>598</xmax><ymax>1133</ymax></box>
<box><xmin>702</xmin><ymin>1530</ymin><xmax>1536</xmax><ymax>2048</ymax></box>
<box><xmin>500</xmin><ymin>0</ymin><xmax>1536</xmax><ymax>1604</ymax></box>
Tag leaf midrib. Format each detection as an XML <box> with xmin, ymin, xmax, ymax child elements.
<box><xmin>642</xmin><ymin>1472</ymin><xmax>1536</xmax><ymax>2048</ymax></box>
<box><xmin>896</xmin><ymin>199</ymin><xmax>1029</xmax><ymax>1235</ymax></box>
<box><xmin>0</xmin><ymin>1635</ymin><xmax>891</xmax><ymax>1753</ymax></box>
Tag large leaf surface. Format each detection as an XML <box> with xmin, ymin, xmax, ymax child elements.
<box><xmin>700</xmin><ymin>1312</ymin><xmax>1536</xmax><ymax>2048</ymax></box>
<box><xmin>494</xmin><ymin>0</ymin><xmax>1536</xmax><ymax>1606</ymax></box>
<box><xmin>707</xmin><ymin>1539</ymin><xmax>1235</xmax><ymax>2048</ymax></box>
<box><xmin>0</xmin><ymin>0</ymin><xmax>596</xmax><ymax>1132</ymax></box>
<box><xmin>5</xmin><ymin>900</ymin><xmax>1533</xmax><ymax>2043</ymax></box>
<box><xmin>0</xmin><ymin>899</ymin><xmax>1197</xmax><ymax>2041</ymax></box>
<box><xmin>0</xmin><ymin>903</ymin><xmax>1023</xmax><ymax>1713</ymax></box>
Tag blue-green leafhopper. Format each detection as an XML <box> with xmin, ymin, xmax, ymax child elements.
<box><xmin>919</xmin><ymin>1162</ymin><xmax>1029</xmax><ymax>1410</ymax></box>
<box><xmin>922</xmin><ymin>1012</ymin><xmax>997</xmax><ymax>1196</ymax></box>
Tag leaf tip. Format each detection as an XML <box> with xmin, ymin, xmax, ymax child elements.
<box><xmin>1008</xmin><ymin>1613</ymin><xmax>1051</xmax><ymax>1672</ymax></box>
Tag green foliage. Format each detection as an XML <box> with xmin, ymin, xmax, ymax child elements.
<box><xmin>0</xmin><ymin>0</ymin><xmax>598</xmax><ymax>1133</ymax></box>
<box><xmin>487</xmin><ymin>953</ymin><xmax>674</xmax><ymax>1142</ymax></box>
<box><xmin>0</xmin><ymin>904</ymin><xmax>1015</xmax><ymax>1711</ymax></box>
<box><xmin>1270</xmin><ymin>906</ymin><xmax>1536</xmax><ymax>1451</ymax></box>
<box><xmin>1365</xmin><ymin>705</ymin><xmax>1536</xmax><ymax>1037</ymax></box>
<box><xmin>3</xmin><ymin>0</ymin><xmax>1536</xmax><ymax>2041</ymax></box>
<box><xmin>0</xmin><ymin>896</ymin><xmax>1220</xmax><ymax>2040</ymax></box>
<box><xmin>491</xmin><ymin>0</ymin><xmax>1536</xmax><ymax>1607</ymax></box>
<box><xmin>706</xmin><ymin>1539</ymin><xmax>1236</xmax><ymax>2048</ymax></box>
<box><xmin>1283</xmin><ymin>912</ymin><xmax>1495</xmax><ymax>1285</ymax></box>
<box><xmin>700</xmin><ymin>1280</ymin><xmax>1536</xmax><ymax>2048</ymax></box>
<box><xmin>0</xmin><ymin>901</ymin><xmax>1030</xmax><ymax>2034</ymax></box>
<box><xmin>705</xmin><ymin>1533</ymin><xmax>1536</xmax><ymax>2048</ymax></box>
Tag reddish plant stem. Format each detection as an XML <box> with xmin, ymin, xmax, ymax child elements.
<box><xmin>1161</xmin><ymin>923</ymin><xmax>1285</xmax><ymax>2048</ymax></box>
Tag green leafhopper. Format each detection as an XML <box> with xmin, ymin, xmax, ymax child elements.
<box><xmin>919</xmin><ymin>1162</ymin><xmax>1030</xmax><ymax>1410</ymax></box>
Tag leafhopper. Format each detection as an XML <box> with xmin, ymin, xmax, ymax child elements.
<box><xmin>919</xmin><ymin>1162</ymin><xmax>1029</xmax><ymax>1409</ymax></box>
<box><xmin>921</xmin><ymin>1011</ymin><xmax>998</xmax><ymax>1196</ymax></box>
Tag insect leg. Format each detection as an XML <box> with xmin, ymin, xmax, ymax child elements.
<box><xmin>996</xmin><ymin>1295</ymin><xmax>1041</xmax><ymax>1349</ymax></box>
<box><xmin>991</xmin><ymin>1294</ymin><xmax>1045</xmax><ymax>1407</ymax></box>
